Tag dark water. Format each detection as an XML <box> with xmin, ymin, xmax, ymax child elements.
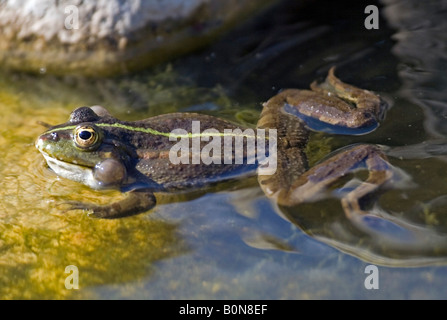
<box><xmin>1</xmin><ymin>0</ymin><xmax>447</xmax><ymax>299</ymax></box>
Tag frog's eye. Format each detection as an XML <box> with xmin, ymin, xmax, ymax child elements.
<box><xmin>74</xmin><ymin>125</ymin><xmax>101</xmax><ymax>150</ymax></box>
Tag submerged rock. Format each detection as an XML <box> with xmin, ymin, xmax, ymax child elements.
<box><xmin>0</xmin><ymin>0</ymin><xmax>276</xmax><ymax>77</ymax></box>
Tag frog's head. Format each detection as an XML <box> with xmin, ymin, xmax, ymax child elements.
<box><xmin>36</xmin><ymin>106</ymin><xmax>128</xmax><ymax>189</ymax></box>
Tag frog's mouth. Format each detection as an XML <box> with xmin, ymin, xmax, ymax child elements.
<box><xmin>40</xmin><ymin>153</ymin><xmax>103</xmax><ymax>190</ymax></box>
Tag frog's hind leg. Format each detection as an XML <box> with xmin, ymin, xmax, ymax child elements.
<box><xmin>261</xmin><ymin>142</ymin><xmax>419</xmax><ymax>240</ymax></box>
<box><xmin>261</xmin><ymin>143</ymin><xmax>394</xmax><ymax>216</ymax></box>
<box><xmin>257</xmin><ymin>93</ymin><xmax>311</xmax><ymax>203</ymax></box>
<box><xmin>290</xmin><ymin>143</ymin><xmax>417</xmax><ymax>241</ymax></box>
<box><xmin>339</xmin><ymin>146</ymin><xmax>394</xmax><ymax>219</ymax></box>
<box><xmin>267</xmin><ymin>144</ymin><xmax>392</xmax><ymax>208</ymax></box>
<box><xmin>339</xmin><ymin>148</ymin><xmax>421</xmax><ymax>241</ymax></box>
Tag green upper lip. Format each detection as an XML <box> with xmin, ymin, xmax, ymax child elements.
<box><xmin>36</xmin><ymin>135</ymin><xmax>93</xmax><ymax>168</ymax></box>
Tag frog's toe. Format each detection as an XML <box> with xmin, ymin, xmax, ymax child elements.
<box><xmin>87</xmin><ymin>208</ymin><xmax>114</xmax><ymax>219</ymax></box>
<box><xmin>64</xmin><ymin>200</ymin><xmax>96</xmax><ymax>213</ymax></box>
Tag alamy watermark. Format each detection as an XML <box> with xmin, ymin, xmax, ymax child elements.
<box><xmin>64</xmin><ymin>5</ymin><xmax>79</xmax><ymax>30</ymax></box>
<box><xmin>364</xmin><ymin>5</ymin><xmax>379</xmax><ymax>30</ymax></box>
<box><xmin>63</xmin><ymin>4</ymin><xmax>380</xmax><ymax>33</ymax></box>
<box><xmin>364</xmin><ymin>264</ymin><xmax>379</xmax><ymax>290</ymax></box>
<box><xmin>65</xmin><ymin>265</ymin><xmax>79</xmax><ymax>290</ymax></box>
<box><xmin>168</xmin><ymin>121</ymin><xmax>277</xmax><ymax>175</ymax></box>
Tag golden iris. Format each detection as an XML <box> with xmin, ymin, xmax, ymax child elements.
<box><xmin>74</xmin><ymin>125</ymin><xmax>101</xmax><ymax>149</ymax></box>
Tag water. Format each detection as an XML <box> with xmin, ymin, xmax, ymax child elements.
<box><xmin>1</xmin><ymin>0</ymin><xmax>447</xmax><ymax>299</ymax></box>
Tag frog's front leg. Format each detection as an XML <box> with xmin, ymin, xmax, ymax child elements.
<box><xmin>68</xmin><ymin>189</ymin><xmax>156</xmax><ymax>219</ymax></box>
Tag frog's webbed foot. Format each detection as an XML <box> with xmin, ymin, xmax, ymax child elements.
<box><xmin>312</xmin><ymin>67</ymin><xmax>384</xmax><ymax>115</ymax></box>
<box><xmin>284</xmin><ymin>67</ymin><xmax>386</xmax><ymax>133</ymax></box>
<box><xmin>67</xmin><ymin>189</ymin><xmax>156</xmax><ymax>219</ymax></box>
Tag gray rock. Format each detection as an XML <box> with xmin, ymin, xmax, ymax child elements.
<box><xmin>0</xmin><ymin>0</ymin><xmax>276</xmax><ymax>76</ymax></box>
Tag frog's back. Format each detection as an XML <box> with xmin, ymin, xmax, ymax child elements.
<box><xmin>129</xmin><ymin>113</ymin><xmax>258</xmax><ymax>191</ymax></box>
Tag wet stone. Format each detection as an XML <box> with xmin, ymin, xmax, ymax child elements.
<box><xmin>0</xmin><ymin>0</ymin><xmax>276</xmax><ymax>77</ymax></box>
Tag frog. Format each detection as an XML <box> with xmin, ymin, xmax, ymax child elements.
<box><xmin>36</xmin><ymin>67</ymin><xmax>392</xmax><ymax>220</ymax></box>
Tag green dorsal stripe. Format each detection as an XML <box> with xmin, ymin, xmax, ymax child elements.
<box><xmin>45</xmin><ymin>123</ymin><xmax>268</xmax><ymax>139</ymax></box>
<box><xmin>98</xmin><ymin>123</ymin><xmax>171</xmax><ymax>137</ymax></box>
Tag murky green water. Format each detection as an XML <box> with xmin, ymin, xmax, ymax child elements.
<box><xmin>2</xmin><ymin>0</ymin><xmax>447</xmax><ymax>299</ymax></box>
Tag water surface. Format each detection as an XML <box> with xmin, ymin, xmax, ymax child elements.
<box><xmin>1</xmin><ymin>0</ymin><xmax>447</xmax><ymax>299</ymax></box>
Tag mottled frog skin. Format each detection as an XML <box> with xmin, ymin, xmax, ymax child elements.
<box><xmin>36</xmin><ymin>67</ymin><xmax>391</xmax><ymax>220</ymax></box>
